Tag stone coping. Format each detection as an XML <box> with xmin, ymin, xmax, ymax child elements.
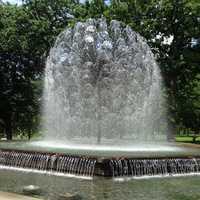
<box><xmin>0</xmin><ymin>191</ymin><xmax>42</xmax><ymax>200</ymax></box>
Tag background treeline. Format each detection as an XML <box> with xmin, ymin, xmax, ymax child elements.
<box><xmin>0</xmin><ymin>0</ymin><xmax>199</xmax><ymax>140</ymax></box>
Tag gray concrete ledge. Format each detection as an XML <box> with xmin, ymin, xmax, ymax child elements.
<box><xmin>0</xmin><ymin>191</ymin><xmax>42</xmax><ymax>200</ymax></box>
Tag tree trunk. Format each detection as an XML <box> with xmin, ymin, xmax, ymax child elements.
<box><xmin>192</xmin><ymin>136</ymin><xmax>196</xmax><ymax>143</ymax></box>
<box><xmin>193</xmin><ymin>130</ymin><xmax>199</xmax><ymax>143</ymax></box>
<box><xmin>167</xmin><ymin>78</ymin><xmax>177</xmax><ymax>142</ymax></box>
<box><xmin>5</xmin><ymin>117</ymin><xmax>12</xmax><ymax>140</ymax></box>
<box><xmin>28</xmin><ymin>130</ymin><xmax>31</xmax><ymax>140</ymax></box>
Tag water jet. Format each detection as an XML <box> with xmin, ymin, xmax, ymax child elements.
<box><xmin>0</xmin><ymin>19</ymin><xmax>200</xmax><ymax>185</ymax></box>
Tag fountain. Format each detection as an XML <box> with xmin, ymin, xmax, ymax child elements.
<box><xmin>0</xmin><ymin>18</ymin><xmax>200</xmax><ymax>180</ymax></box>
<box><xmin>43</xmin><ymin>18</ymin><xmax>166</xmax><ymax>143</ymax></box>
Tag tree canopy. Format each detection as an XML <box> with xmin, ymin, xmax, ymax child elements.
<box><xmin>0</xmin><ymin>0</ymin><xmax>199</xmax><ymax>140</ymax></box>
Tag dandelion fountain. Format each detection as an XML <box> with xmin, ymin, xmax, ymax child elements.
<box><xmin>0</xmin><ymin>18</ymin><xmax>200</xmax><ymax>181</ymax></box>
<box><xmin>43</xmin><ymin>18</ymin><xmax>165</xmax><ymax>144</ymax></box>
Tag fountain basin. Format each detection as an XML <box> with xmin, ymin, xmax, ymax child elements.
<box><xmin>0</xmin><ymin>141</ymin><xmax>200</xmax><ymax>158</ymax></box>
<box><xmin>0</xmin><ymin>141</ymin><xmax>200</xmax><ymax>177</ymax></box>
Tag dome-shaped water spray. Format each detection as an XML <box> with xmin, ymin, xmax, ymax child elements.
<box><xmin>43</xmin><ymin>18</ymin><xmax>166</xmax><ymax>144</ymax></box>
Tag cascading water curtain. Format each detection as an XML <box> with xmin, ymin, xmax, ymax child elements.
<box><xmin>109</xmin><ymin>158</ymin><xmax>200</xmax><ymax>177</ymax></box>
<box><xmin>0</xmin><ymin>150</ymin><xmax>96</xmax><ymax>177</ymax></box>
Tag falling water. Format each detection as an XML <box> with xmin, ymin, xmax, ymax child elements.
<box><xmin>0</xmin><ymin>19</ymin><xmax>198</xmax><ymax>179</ymax></box>
<box><xmin>43</xmin><ymin>18</ymin><xmax>167</xmax><ymax>143</ymax></box>
<box><xmin>0</xmin><ymin>150</ymin><xmax>96</xmax><ymax>177</ymax></box>
<box><xmin>0</xmin><ymin>150</ymin><xmax>200</xmax><ymax>178</ymax></box>
<box><xmin>109</xmin><ymin>158</ymin><xmax>200</xmax><ymax>177</ymax></box>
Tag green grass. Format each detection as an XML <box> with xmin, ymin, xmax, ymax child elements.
<box><xmin>176</xmin><ymin>135</ymin><xmax>200</xmax><ymax>143</ymax></box>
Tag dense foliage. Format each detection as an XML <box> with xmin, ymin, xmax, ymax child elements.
<box><xmin>0</xmin><ymin>0</ymin><xmax>199</xmax><ymax>140</ymax></box>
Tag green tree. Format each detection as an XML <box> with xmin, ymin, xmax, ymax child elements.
<box><xmin>0</xmin><ymin>0</ymin><xmax>199</xmax><ymax>140</ymax></box>
<box><xmin>107</xmin><ymin>0</ymin><xmax>200</xmax><ymax>137</ymax></box>
<box><xmin>0</xmin><ymin>4</ymin><xmax>42</xmax><ymax>139</ymax></box>
<box><xmin>0</xmin><ymin>0</ymin><xmax>84</xmax><ymax>140</ymax></box>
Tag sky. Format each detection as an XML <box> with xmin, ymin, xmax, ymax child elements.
<box><xmin>2</xmin><ymin>0</ymin><xmax>110</xmax><ymax>6</ymax></box>
<box><xmin>2</xmin><ymin>0</ymin><xmax>22</xmax><ymax>5</ymax></box>
<box><xmin>2</xmin><ymin>0</ymin><xmax>87</xmax><ymax>4</ymax></box>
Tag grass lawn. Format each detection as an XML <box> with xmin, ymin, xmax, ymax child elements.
<box><xmin>176</xmin><ymin>135</ymin><xmax>200</xmax><ymax>143</ymax></box>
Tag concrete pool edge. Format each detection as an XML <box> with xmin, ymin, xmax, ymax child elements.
<box><xmin>0</xmin><ymin>191</ymin><xmax>42</xmax><ymax>200</ymax></box>
<box><xmin>0</xmin><ymin>145</ymin><xmax>200</xmax><ymax>177</ymax></box>
<box><xmin>0</xmin><ymin>141</ymin><xmax>200</xmax><ymax>158</ymax></box>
